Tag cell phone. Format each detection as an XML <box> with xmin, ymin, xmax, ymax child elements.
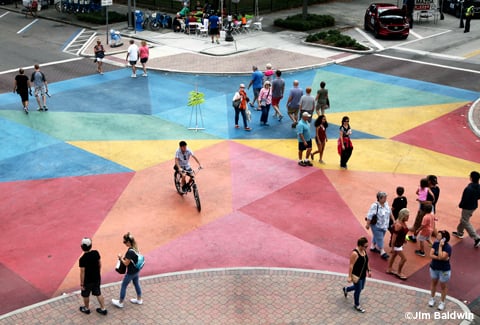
<box><xmin>441</xmin><ymin>238</ymin><xmax>446</xmax><ymax>243</ymax></box>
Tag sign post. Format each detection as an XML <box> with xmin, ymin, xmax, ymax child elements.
<box><xmin>101</xmin><ymin>0</ymin><xmax>113</xmax><ymax>45</ymax></box>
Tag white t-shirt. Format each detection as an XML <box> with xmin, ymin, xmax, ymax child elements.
<box><xmin>175</xmin><ymin>148</ymin><xmax>194</xmax><ymax>169</ymax></box>
<box><xmin>127</xmin><ymin>44</ymin><xmax>139</xmax><ymax>61</ymax></box>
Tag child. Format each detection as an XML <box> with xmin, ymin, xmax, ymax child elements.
<box><xmin>414</xmin><ymin>204</ymin><xmax>434</xmax><ymax>257</ymax></box>
<box><xmin>391</xmin><ymin>186</ymin><xmax>408</xmax><ymax>231</ymax></box>
<box><xmin>416</xmin><ymin>178</ymin><xmax>434</xmax><ymax>206</ymax></box>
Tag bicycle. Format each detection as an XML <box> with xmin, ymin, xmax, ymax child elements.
<box><xmin>174</xmin><ymin>167</ymin><xmax>202</xmax><ymax>212</ymax></box>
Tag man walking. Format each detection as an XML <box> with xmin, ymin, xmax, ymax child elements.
<box><xmin>453</xmin><ymin>171</ymin><xmax>480</xmax><ymax>248</ymax></box>
<box><xmin>31</xmin><ymin>64</ymin><xmax>48</xmax><ymax>111</ymax></box>
<box><xmin>79</xmin><ymin>237</ymin><xmax>108</xmax><ymax>315</ymax></box>
<box><xmin>286</xmin><ymin>80</ymin><xmax>303</xmax><ymax>128</ymax></box>
<box><xmin>271</xmin><ymin>70</ymin><xmax>285</xmax><ymax>121</ymax></box>
<box><xmin>247</xmin><ymin>65</ymin><xmax>263</xmax><ymax>110</ymax></box>
<box><xmin>13</xmin><ymin>68</ymin><xmax>31</xmax><ymax>114</ymax></box>
<box><xmin>126</xmin><ymin>40</ymin><xmax>139</xmax><ymax>78</ymax></box>
<box><xmin>208</xmin><ymin>11</ymin><xmax>221</xmax><ymax>44</ymax></box>
<box><xmin>297</xmin><ymin>112</ymin><xmax>313</xmax><ymax>167</ymax></box>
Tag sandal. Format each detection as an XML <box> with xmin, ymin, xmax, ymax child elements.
<box><xmin>396</xmin><ymin>273</ymin><xmax>408</xmax><ymax>280</ymax></box>
<box><xmin>386</xmin><ymin>270</ymin><xmax>397</xmax><ymax>276</ymax></box>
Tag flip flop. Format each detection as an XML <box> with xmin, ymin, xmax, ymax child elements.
<box><xmin>396</xmin><ymin>274</ymin><xmax>408</xmax><ymax>280</ymax></box>
<box><xmin>386</xmin><ymin>270</ymin><xmax>397</xmax><ymax>275</ymax></box>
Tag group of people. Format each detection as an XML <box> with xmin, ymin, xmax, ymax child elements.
<box><xmin>13</xmin><ymin>64</ymin><xmax>49</xmax><ymax>114</ymax></box>
<box><xmin>346</xmin><ymin>170</ymin><xmax>480</xmax><ymax>313</ymax></box>
<box><xmin>78</xmin><ymin>232</ymin><xmax>143</xmax><ymax>316</ymax></box>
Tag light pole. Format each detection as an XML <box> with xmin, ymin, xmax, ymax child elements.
<box><xmin>459</xmin><ymin>0</ymin><xmax>465</xmax><ymax>28</ymax></box>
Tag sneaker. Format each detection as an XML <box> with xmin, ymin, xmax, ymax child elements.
<box><xmin>406</xmin><ymin>235</ymin><xmax>417</xmax><ymax>243</ymax></box>
<box><xmin>249</xmin><ymin>103</ymin><xmax>254</xmax><ymax>108</ymax></box>
<box><xmin>43</xmin><ymin>106</ymin><xmax>48</xmax><ymax>111</ymax></box>
<box><xmin>244</xmin><ymin>127</ymin><xmax>251</xmax><ymax>131</ymax></box>
<box><xmin>37</xmin><ymin>107</ymin><xmax>43</xmax><ymax>111</ymax></box>
<box><xmin>354</xmin><ymin>305</ymin><xmax>365</xmax><ymax>313</ymax></box>
<box><xmin>298</xmin><ymin>161</ymin><xmax>306</xmax><ymax>167</ymax></box>
<box><xmin>235</xmin><ymin>125</ymin><xmax>240</xmax><ymax>129</ymax></box>
<box><xmin>96</xmin><ymin>308</ymin><xmax>107</xmax><ymax>315</ymax></box>
<box><xmin>452</xmin><ymin>231</ymin><xmax>464</xmax><ymax>239</ymax></box>
<box><xmin>23</xmin><ymin>107</ymin><xmax>28</xmax><ymax>114</ymax></box>
<box><xmin>342</xmin><ymin>287</ymin><xmax>347</xmax><ymax>298</ymax></box>
<box><xmin>415</xmin><ymin>250</ymin><xmax>425</xmax><ymax>257</ymax></box>
<box><xmin>428</xmin><ymin>297</ymin><xmax>435</xmax><ymax>307</ymax></box>
<box><xmin>475</xmin><ymin>239</ymin><xmax>480</xmax><ymax>248</ymax></box>
<box><xmin>111</xmin><ymin>299</ymin><xmax>124</xmax><ymax>308</ymax></box>
<box><xmin>131</xmin><ymin>74</ymin><xmax>137</xmax><ymax>78</ymax></box>
<box><xmin>142</xmin><ymin>73</ymin><xmax>148</xmax><ymax>77</ymax></box>
<box><xmin>130</xmin><ymin>298</ymin><xmax>143</xmax><ymax>305</ymax></box>
<box><xmin>438</xmin><ymin>301</ymin><xmax>445</xmax><ymax>311</ymax></box>
<box><xmin>216</xmin><ymin>40</ymin><xmax>220</xmax><ymax>44</ymax></box>
<box><xmin>305</xmin><ymin>160</ymin><xmax>313</xmax><ymax>166</ymax></box>
<box><xmin>381</xmin><ymin>253</ymin><xmax>389</xmax><ymax>260</ymax></box>
<box><xmin>279</xmin><ymin>115</ymin><xmax>283</xmax><ymax>121</ymax></box>
<box><xmin>79</xmin><ymin>306</ymin><xmax>90</xmax><ymax>314</ymax></box>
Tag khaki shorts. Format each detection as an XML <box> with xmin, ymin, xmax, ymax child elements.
<box><xmin>288</xmin><ymin>107</ymin><xmax>299</xmax><ymax>115</ymax></box>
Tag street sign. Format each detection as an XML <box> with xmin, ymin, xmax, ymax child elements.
<box><xmin>101</xmin><ymin>0</ymin><xmax>112</xmax><ymax>6</ymax></box>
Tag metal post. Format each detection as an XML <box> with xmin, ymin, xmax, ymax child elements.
<box><xmin>460</xmin><ymin>0</ymin><xmax>464</xmax><ymax>28</ymax></box>
<box><xmin>106</xmin><ymin>6</ymin><xmax>109</xmax><ymax>45</ymax></box>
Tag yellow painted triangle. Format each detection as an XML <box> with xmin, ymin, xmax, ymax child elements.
<box><xmin>324</xmin><ymin>102</ymin><xmax>468</xmax><ymax>138</ymax></box>
<box><xmin>68</xmin><ymin>139</ymin><xmax>224</xmax><ymax>171</ymax></box>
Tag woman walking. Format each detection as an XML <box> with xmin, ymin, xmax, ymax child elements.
<box><xmin>139</xmin><ymin>40</ymin><xmax>149</xmax><ymax>77</ymax></box>
<box><xmin>338</xmin><ymin>116</ymin><xmax>353</xmax><ymax>169</ymax></box>
<box><xmin>343</xmin><ymin>236</ymin><xmax>371</xmax><ymax>313</ymax></box>
<box><xmin>311</xmin><ymin>114</ymin><xmax>328</xmax><ymax>163</ymax></box>
<box><xmin>93</xmin><ymin>39</ymin><xmax>105</xmax><ymax>74</ymax></box>
<box><xmin>428</xmin><ymin>230</ymin><xmax>452</xmax><ymax>311</ymax></box>
<box><xmin>112</xmin><ymin>232</ymin><xmax>143</xmax><ymax>308</ymax></box>
<box><xmin>365</xmin><ymin>191</ymin><xmax>394</xmax><ymax>260</ymax></box>
<box><xmin>232</xmin><ymin>83</ymin><xmax>251</xmax><ymax>131</ymax></box>
<box><xmin>386</xmin><ymin>208</ymin><xmax>410</xmax><ymax>280</ymax></box>
<box><xmin>315</xmin><ymin>81</ymin><xmax>329</xmax><ymax>116</ymax></box>
<box><xmin>258</xmin><ymin>80</ymin><xmax>272</xmax><ymax>126</ymax></box>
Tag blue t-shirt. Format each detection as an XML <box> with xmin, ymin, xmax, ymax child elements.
<box><xmin>288</xmin><ymin>87</ymin><xmax>303</xmax><ymax>109</ymax></box>
<box><xmin>251</xmin><ymin>70</ymin><xmax>263</xmax><ymax>89</ymax></box>
<box><xmin>430</xmin><ymin>241</ymin><xmax>451</xmax><ymax>271</ymax></box>
<box><xmin>296</xmin><ymin>119</ymin><xmax>311</xmax><ymax>142</ymax></box>
<box><xmin>209</xmin><ymin>15</ymin><xmax>219</xmax><ymax>28</ymax></box>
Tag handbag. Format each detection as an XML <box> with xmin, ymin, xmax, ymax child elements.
<box><xmin>115</xmin><ymin>259</ymin><xmax>126</xmax><ymax>274</ymax></box>
<box><xmin>232</xmin><ymin>98</ymin><xmax>241</xmax><ymax>109</ymax></box>
<box><xmin>351</xmin><ymin>274</ymin><xmax>360</xmax><ymax>284</ymax></box>
<box><xmin>351</xmin><ymin>249</ymin><xmax>366</xmax><ymax>284</ymax></box>
<box><xmin>246</xmin><ymin>108</ymin><xmax>251</xmax><ymax>122</ymax></box>
<box><xmin>366</xmin><ymin>204</ymin><xmax>379</xmax><ymax>225</ymax></box>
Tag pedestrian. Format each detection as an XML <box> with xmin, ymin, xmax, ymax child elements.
<box><xmin>407</xmin><ymin>175</ymin><xmax>439</xmax><ymax>243</ymax></box>
<box><xmin>30</xmin><ymin>64</ymin><xmax>48</xmax><ymax>111</ymax></box>
<box><xmin>126</xmin><ymin>40</ymin><xmax>139</xmax><ymax>78</ymax></box>
<box><xmin>232</xmin><ymin>83</ymin><xmax>251</xmax><ymax>131</ymax></box>
<box><xmin>405</xmin><ymin>0</ymin><xmax>414</xmax><ymax>28</ymax></box>
<box><xmin>452</xmin><ymin>171</ymin><xmax>480</xmax><ymax>248</ymax></box>
<box><xmin>93</xmin><ymin>39</ymin><xmax>105</xmax><ymax>74</ymax></box>
<box><xmin>386</xmin><ymin>208</ymin><xmax>410</xmax><ymax>280</ymax></box>
<box><xmin>258</xmin><ymin>80</ymin><xmax>272</xmax><ymax>126</ymax></box>
<box><xmin>286</xmin><ymin>80</ymin><xmax>303</xmax><ymax>128</ymax></box>
<box><xmin>315</xmin><ymin>81</ymin><xmax>329</xmax><ymax>116</ymax></box>
<box><xmin>271</xmin><ymin>70</ymin><xmax>285</xmax><ymax>121</ymax></box>
<box><xmin>112</xmin><ymin>232</ymin><xmax>143</xmax><ymax>308</ymax></box>
<box><xmin>365</xmin><ymin>191</ymin><xmax>394</xmax><ymax>260</ymax></box>
<box><xmin>464</xmin><ymin>2</ymin><xmax>474</xmax><ymax>33</ymax></box>
<box><xmin>247</xmin><ymin>65</ymin><xmax>263</xmax><ymax>110</ymax></box>
<box><xmin>139</xmin><ymin>40</ymin><xmax>149</xmax><ymax>77</ymax></box>
<box><xmin>342</xmin><ymin>236</ymin><xmax>371</xmax><ymax>313</ymax></box>
<box><xmin>310</xmin><ymin>114</ymin><xmax>328</xmax><ymax>163</ymax></box>
<box><xmin>13</xmin><ymin>68</ymin><xmax>31</xmax><ymax>114</ymax></box>
<box><xmin>297</xmin><ymin>112</ymin><xmax>313</xmax><ymax>167</ymax></box>
<box><xmin>208</xmin><ymin>11</ymin><xmax>220</xmax><ymax>44</ymax></box>
<box><xmin>428</xmin><ymin>230</ymin><xmax>452</xmax><ymax>311</ymax></box>
<box><xmin>414</xmin><ymin>204</ymin><xmax>434</xmax><ymax>257</ymax></box>
<box><xmin>391</xmin><ymin>186</ymin><xmax>408</xmax><ymax>229</ymax></box>
<box><xmin>416</xmin><ymin>178</ymin><xmax>434</xmax><ymax>209</ymax></box>
<box><xmin>263</xmin><ymin>63</ymin><xmax>274</xmax><ymax>83</ymax></box>
<box><xmin>79</xmin><ymin>237</ymin><xmax>108</xmax><ymax>315</ymax></box>
<box><xmin>299</xmin><ymin>87</ymin><xmax>315</xmax><ymax>122</ymax></box>
<box><xmin>338</xmin><ymin>116</ymin><xmax>353</xmax><ymax>169</ymax></box>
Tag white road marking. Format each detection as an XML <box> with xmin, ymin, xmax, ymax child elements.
<box><xmin>0</xmin><ymin>57</ymin><xmax>84</xmax><ymax>75</ymax></box>
<box><xmin>17</xmin><ymin>18</ymin><xmax>39</xmax><ymax>34</ymax></box>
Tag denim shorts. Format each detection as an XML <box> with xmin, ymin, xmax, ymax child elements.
<box><xmin>430</xmin><ymin>268</ymin><xmax>451</xmax><ymax>283</ymax></box>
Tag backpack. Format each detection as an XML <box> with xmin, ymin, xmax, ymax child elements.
<box><xmin>130</xmin><ymin>249</ymin><xmax>145</xmax><ymax>271</ymax></box>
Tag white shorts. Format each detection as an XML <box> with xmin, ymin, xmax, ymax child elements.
<box><xmin>393</xmin><ymin>246</ymin><xmax>403</xmax><ymax>252</ymax></box>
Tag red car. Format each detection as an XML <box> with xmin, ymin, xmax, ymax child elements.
<box><xmin>364</xmin><ymin>3</ymin><xmax>410</xmax><ymax>39</ymax></box>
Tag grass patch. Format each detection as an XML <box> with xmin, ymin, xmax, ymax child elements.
<box><xmin>306</xmin><ymin>29</ymin><xmax>369</xmax><ymax>51</ymax></box>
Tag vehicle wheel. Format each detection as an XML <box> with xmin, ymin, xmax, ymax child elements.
<box><xmin>174</xmin><ymin>171</ymin><xmax>183</xmax><ymax>194</ymax></box>
<box><xmin>193</xmin><ymin>184</ymin><xmax>201</xmax><ymax>212</ymax></box>
<box><xmin>150</xmin><ymin>21</ymin><xmax>160</xmax><ymax>31</ymax></box>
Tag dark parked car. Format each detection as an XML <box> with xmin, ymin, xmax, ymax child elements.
<box><xmin>443</xmin><ymin>0</ymin><xmax>480</xmax><ymax>18</ymax></box>
<box><xmin>364</xmin><ymin>3</ymin><xmax>410</xmax><ymax>39</ymax></box>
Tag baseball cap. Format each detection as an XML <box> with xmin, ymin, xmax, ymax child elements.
<box><xmin>240</xmin><ymin>83</ymin><xmax>245</xmax><ymax>88</ymax></box>
<box><xmin>81</xmin><ymin>237</ymin><xmax>92</xmax><ymax>246</ymax></box>
<box><xmin>302</xmin><ymin>112</ymin><xmax>311</xmax><ymax>117</ymax></box>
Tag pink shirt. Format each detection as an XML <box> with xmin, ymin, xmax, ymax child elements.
<box><xmin>139</xmin><ymin>45</ymin><xmax>149</xmax><ymax>59</ymax></box>
<box><xmin>258</xmin><ymin>87</ymin><xmax>272</xmax><ymax>105</ymax></box>
<box><xmin>419</xmin><ymin>213</ymin><xmax>434</xmax><ymax>237</ymax></box>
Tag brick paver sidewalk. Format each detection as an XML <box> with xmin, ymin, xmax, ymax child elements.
<box><xmin>0</xmin><ymin>268</ymin><xmax>473</xmax><ymax>324</ymax></box>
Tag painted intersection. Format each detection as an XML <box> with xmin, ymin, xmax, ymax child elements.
<box><xmin>1</xmin><ymin>64</ymin><xmax>480</xmax><ymax>314</ymax></box>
